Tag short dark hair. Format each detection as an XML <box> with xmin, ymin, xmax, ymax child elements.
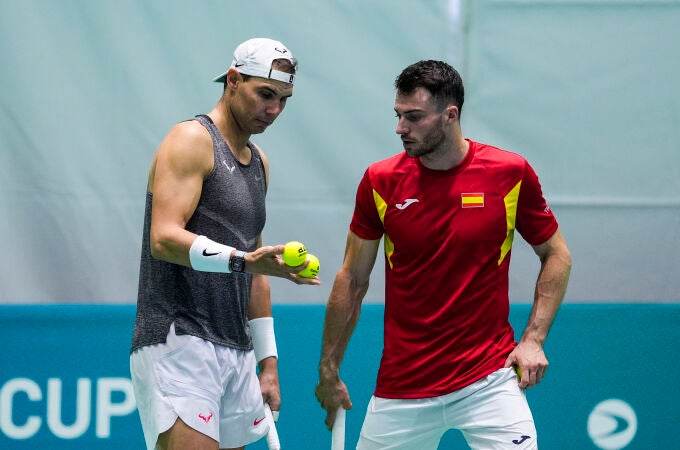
<box><xmin>394</xmin><ymin>60</ymin><xmax>464</xmax><ymax>114</ymax></box>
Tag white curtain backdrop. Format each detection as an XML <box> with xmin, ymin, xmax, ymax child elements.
<box><xmin>1</xmin><ymin>0</ymin><xmax>678</xmax><ymax>303</ymax></box>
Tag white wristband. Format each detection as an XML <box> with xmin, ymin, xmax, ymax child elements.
<box><xmin>249</xmin><ymin>317</ymin><xmax>278</xmax><ymax>363</ymax></box>
<box><xmin>189</xmin><ymin>235</ymin><xmax>235</xmax><ymax>273</ymax></box>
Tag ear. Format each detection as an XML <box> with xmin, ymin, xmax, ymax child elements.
<box><xmin>226</xmin><ymin>68</ymin><xmax>243</xmax><ymax>89</ymax></box>
<box><xmin>445</xmin><ymin>105</ymin><xmax>460</xmax><ymax>122</ymax></box>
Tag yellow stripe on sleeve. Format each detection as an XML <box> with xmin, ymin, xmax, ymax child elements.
<box><xmin>373</xmin><ymin>189</ymin><xmax>388</xmax><ymax>224</ymax></box>
<box><xmin>373</xmin><ymin>189</ymin><xmax>395</xmax><ymax>269</ymax></box>
<box><xmin>498</xmin><ymin>181</ymin><xmax>521</xmax><ymax>265</ymax></box>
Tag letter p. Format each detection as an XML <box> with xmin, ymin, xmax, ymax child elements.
<box><xmin>96</xmin><ymin>378</ymin><xmax>136</xmax><ymax>438</ymax></box>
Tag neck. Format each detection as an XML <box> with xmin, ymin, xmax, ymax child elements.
<box><xmin>420</xmin><ymin>137</ymin><xmax>469</xmax><ymax>170</ymax></box>
<box><xmin>208</xmin><ymin>103</ymin><xmax>251</xmax><ymax>162</ymax></box>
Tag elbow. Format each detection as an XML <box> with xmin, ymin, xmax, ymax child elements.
<box><xmin>350</xmin><ymin>277</ymin><xmax>370</xmax><ymax>299</ymax></box>
<box><xmin>343</xmin><ymin>270</ymin><xmax>371</xmax><ymax>302</ymax></box>
<box><xmin>149</xmin><ymin>240</ymin><xmax>165</xmax><ymax>261</ymax></box>
<box><xmin>541</xmin><ymin>238</ymin><xmax>572</xmax><ymax>273</ymax></box>
<box><xmin>149</xmin><ymin>229</ymin><xmax>174</xmax><ymax>262</ymax></box>
<box><xmin>552</xmin><ymin>247</ymin><xmax>572</xmax><ymax>285</ymax></box>
<box><xmin>561</xmin><ymin>245</ymin><xmax>573</xmax><ymax>274</ymax></box>
<box><xmin>149</xmin><ymin>239</ymin><xmax>166</xmax><ymax>261</ymax></box>
<box><xmin>565</xmin><ymin>251</ymin><xmax>573</xmax><ymax>273</ymax></box>
<box><xmin>329</xmin><ymin>269</ymin><xmax>367</xmax><ymax>304</ymax></box>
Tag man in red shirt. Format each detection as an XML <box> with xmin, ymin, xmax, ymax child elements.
<box><xmin>315</xmin><ymin>60</ymin><xmax>571</xmax><ymax>449</ymax></box>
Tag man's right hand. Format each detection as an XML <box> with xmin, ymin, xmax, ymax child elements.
<box><xmin>245</xmin><ymin>245</ymin><xmax>321</xmax><ymax>285</ymax></box>
<box><xmin>315</xmin><ymin>372</ymin><xmax>352</xmax><ymax>431</ymax></box>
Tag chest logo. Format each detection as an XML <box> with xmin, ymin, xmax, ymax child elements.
<box><xmin>395</xmin><ymin>198</ymin><xmax>419</xmax><ymax>210</ymax></box>
<box><xmin>461</xmin><ymin>192</ymin><xmax>485</xmax><ymax>208</ymax></box>
<box><xmin>222</xmin><ymin>160</ymin><xmax>236</xmax><ymax>173</ymax></box>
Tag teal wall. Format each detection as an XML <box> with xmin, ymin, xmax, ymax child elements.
<box><xmin>0</xmin><ymin>305</ymin><xmax>678</xmax><ymax>449</ymax></box>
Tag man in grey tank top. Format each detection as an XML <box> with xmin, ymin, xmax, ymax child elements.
<box><xmin>130</xmin><ymin>38</ymin><xmax>318</xmax><ymax>450</ymax></box>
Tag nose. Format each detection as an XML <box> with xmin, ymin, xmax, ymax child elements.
<box><xmin>266</xmin><ymin>103</ymin><xmax>282</xmax><ymax>117</ymax></box>
<box><xmin>396</xmin><ymin>118</ymin><xmax>408</xmax><ymax>135</ymax></box>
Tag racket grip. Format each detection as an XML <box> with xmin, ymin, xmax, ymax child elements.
<box><xmin>264</xmin><ymin>403</ymin><xmax>281</xmax><ymax>450</ymax></box>
<box><xmin>331</xmin><ymin>407</ymin><xmax>346</xmax><ymax>450</ymax></box>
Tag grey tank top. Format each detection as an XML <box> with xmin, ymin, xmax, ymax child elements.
<box><xmin>131</xmin><ymin>114</ymin><xmax>267</xmax><ymax>353</ymax></box>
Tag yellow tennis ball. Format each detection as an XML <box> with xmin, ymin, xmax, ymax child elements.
<box><xmin>298</xmin><ymin>254</ymin><xmax>320</xmax><ymax>278</ymax></box>
<box><xmin>282</xmin><ymin>241</ymin><xmax>307</xmax><ymax>266</ymax></box>
<box><xmin>514</xmin><ymin>365</ymin><xmax>522</xmax><ymax>379</ymax></box>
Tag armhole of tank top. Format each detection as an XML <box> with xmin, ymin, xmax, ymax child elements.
<box><xmin>249</xmin><ymin>142</ymin><xmax>268</xmax><ymax>192</ymax></box>
<box><xmin>192</xmin><ymin>115</ymin><xmax>219</xmax><ymax>180</ymax></box>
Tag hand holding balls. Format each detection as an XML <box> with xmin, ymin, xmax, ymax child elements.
<box><xmin>281</xmin><ymin>241</ymin><xmax>320</xmax><ymax>278</ymax></box>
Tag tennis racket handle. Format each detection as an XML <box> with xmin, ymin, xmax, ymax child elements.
<box><xmin>264</xmin><ymin>403</ymin><xmax>281</xmax><ymax>450</ymax></box>
<box><xmin>331</xmin><ymin>407</ymin><xmax>346</xmax><ymax>450</ymax></box>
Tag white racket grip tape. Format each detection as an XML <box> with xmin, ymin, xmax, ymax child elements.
<box><xmin>264</xmin><ymin>403</ymin><xmax>281</xmax><ymax>450</ymax></box>
<box><xmin>331</xmin><ymin>407</ymin><xmax>346</xmax><ymax>450</ymax></box>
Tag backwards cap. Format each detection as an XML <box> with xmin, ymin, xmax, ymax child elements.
<box><xmin>213</xmin><ymin>38</ymin><xmax>296</xmax><ymax>85</ymax></box>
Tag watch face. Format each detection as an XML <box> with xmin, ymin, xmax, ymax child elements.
<box><xmin>230</xmin><ymin>252</ymin><xmax>246</xmax><ymax>273</ymax></box>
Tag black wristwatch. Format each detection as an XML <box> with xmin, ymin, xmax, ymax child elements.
<box><xmin>229</xmin><ymin>250</ymin><xmax>246</xmax><ymax>273</ymax></box>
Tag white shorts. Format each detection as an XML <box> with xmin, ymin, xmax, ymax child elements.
<box><xmin>357</xmin><ymin>368</ymin><xmax>537</xmax><ymax>450</ymax></box>
<box><xmin>130</xmin><ymin>324</ymin><xmax>268</xmax><ymax>450</ymax></box>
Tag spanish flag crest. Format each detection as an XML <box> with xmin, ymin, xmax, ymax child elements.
<box><xmin>461</xmin><ymin>192</ymin><xmax>484</xmax><ymax>208</ymax></box>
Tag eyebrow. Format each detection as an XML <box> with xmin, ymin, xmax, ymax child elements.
<box><xmin>259</xmin><ymin>85</ymin><xmax>293</xmax><ymax>98</ymax></box>
<box><xmin>394</xmin><ymin>107</ymin><xmax>424</xmax><ymax>115</ymax></box>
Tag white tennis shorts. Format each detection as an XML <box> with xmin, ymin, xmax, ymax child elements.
<box><xmin>357</xmin><ymin>367</ymin><xmax>537</xmax><ymax>450</ymax></box>
<box><xmin>130</xmin><ymin>323</ymin><xmax>268</xmax><ymax>450</ymax></box>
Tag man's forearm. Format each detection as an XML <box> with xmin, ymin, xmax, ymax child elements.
<box><xmin>522</xmin><ymin>250</ymin><xmax>571</xmax><ymax>344</ymax></box>
<box><xmin>319</xmin><ymin>271</ymin><xmax>366</xmax><ymax>379</ymax></box>
<box><xmin>248</xmin><ymin>273</ymin><xmax>272</xmax><ymax>319</ymax></box>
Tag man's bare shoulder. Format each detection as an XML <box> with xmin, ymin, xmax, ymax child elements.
<box><xmin>164</xmin><ymin>119</ymin><xmax>211</xmax><ymax>148</ymax></box>
<box><xmin>155</xmin><ymin>119</ymin><xmax>214</xmax><ymax>175</ymax></box>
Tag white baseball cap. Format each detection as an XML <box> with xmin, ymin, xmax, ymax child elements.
<box><xmin>213</xmin><ymin>38</ymin><xmax>296</xmax><ymax>85</ymax></box>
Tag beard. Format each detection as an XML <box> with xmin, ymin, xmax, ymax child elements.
<box><xmin>403</xmin><ymin>125</ymin><xmax>447</xmax><ymax>158</ymax></box>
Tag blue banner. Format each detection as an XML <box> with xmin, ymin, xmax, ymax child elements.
<box><xmin>0</xmin><ymin>304</ymin><xmax>677</xmax><ymax>449</ymax></box>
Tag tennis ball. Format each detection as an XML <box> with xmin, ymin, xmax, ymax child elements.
<box><xmin>514</xmin><ymin>365</ymin><xmax>522</xmax><ymax>379</ymax></box>
<box><xmin>282</xmin><ymin>241</ymin><xmax>307</xmax><ymax>266</ymax></box>
<box><xmin>298</xmin><ymin>254</ymin><xmax>320</xmax><ymax>278</ymax></box>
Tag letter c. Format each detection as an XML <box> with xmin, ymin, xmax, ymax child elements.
<box><xmin>0</xmin><ymin>378</ymin><xmax>42</xmax><ymax>439</ymax></box>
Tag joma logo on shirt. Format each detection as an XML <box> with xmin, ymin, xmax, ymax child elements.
<box><xmin>395</xmin><ymin>198</ymin><xmax>419</xmax><ymax>210</ymax></box>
